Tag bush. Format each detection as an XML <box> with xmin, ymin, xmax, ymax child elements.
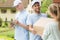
<box><xmin>6</xmin><ymin>31</ymin><xmax>14</xmax><ymax>38</ymax></box>
<box><xmin>41</xmin><ymin>0</ymin><xmax>53</xmax><ymax>13</ymax></box>
<box><xmin>3</xmin><ymin>18</ymin><xmax>8</xmax><ymax>27</ymax></box>
<box><xmin>11</xmin><ymin>18</ymin><xmax>13</xmax><ymax>22</ymax></box>
<box><xmin>0</xmin><ymin>18</ymin><xmax>3</xmax><ymax>27</ymax></box>
<box><xmin>0</xmin><ymin>27</ymin><xmax>14</xmax><ymax>39</ymax></box>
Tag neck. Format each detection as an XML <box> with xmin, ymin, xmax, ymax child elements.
<box><xmin>20</xmin><ymin>9</ymin><xmax>24</xmax><ymax>12</ymax></box>
<box><xmin>35</xmin><ymin>11</ymin><xmax>40</xmax><ymax>14</ymax></box>
<box><xmin>17</xmin><ymin>9</ymin><xmax>24</xmax><ymax>12</ymax></box>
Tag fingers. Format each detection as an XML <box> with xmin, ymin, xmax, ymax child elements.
<box><xmin>31</xmin><ymin>29</ymin><xmax>37</xmax><ymax>34</ymax></box>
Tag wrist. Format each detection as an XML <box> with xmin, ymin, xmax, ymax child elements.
<box><xmin>29</xmin><ymin>28</ymin><xmax>34</xmax><ymax>32</ymax></box>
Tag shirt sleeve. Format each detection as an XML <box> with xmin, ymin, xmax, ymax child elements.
<box><xmin>14</xmin><ymin>13</ymin><xmax>19</xmax><ymax>20</ymax></box>
<box><xmin>26</xmin><ymin>15</ymin><xmax>33</xmax><ymax>25</ymax></box>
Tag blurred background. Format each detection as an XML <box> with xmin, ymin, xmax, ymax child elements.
<box><xmin>0</xmin><ymin>0</ymin><xmax>53</xmax><ymax>40</ymax></box>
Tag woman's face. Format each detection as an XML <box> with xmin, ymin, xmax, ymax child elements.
<box><xmin>32</xmin><ymin>3</ymin><xmax>40</xmax><ymax>13</ymax></box>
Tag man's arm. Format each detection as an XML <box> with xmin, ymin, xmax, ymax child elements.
<box><xmin>15</xmin><ymin>20</ymin><xmax>36</xmax><ymax>34</ymax></box>
<box><xmin>10</xmin><ymin>19</ymin><xmax>29</xmax><ymax>30</ymax></box>
<box><xmin>17</xmin><ymin>21</ymin><xmax>29</xmax><ymax>30</ymax></box>
<box><xmin>28</xmin><ymin>25</ymin><xmax>36</xmax><ymax>34</ymax></box>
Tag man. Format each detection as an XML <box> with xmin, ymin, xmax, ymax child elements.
<box><xmin>26</xmin><ymin>0</ymin><xmax>47</xmax><ymax>40</ymax></box>
<box><xmin>12</xmin><ymin>0</ymin><xmax>29</xmax><ymax>40</ymax></box>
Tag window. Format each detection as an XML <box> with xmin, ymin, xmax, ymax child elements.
<box><xmin>31</xmin><ymin>0</ymin><xmax>33</xmax><ymax>1</ymax></box>
<box><xmin>11</xmin><ymin>9</ymin><xmax>16</xmax><ymax>14</ymax></box>
<box><xmin>1</xmin><ymin>9</ymin><xmax>7</xmax><ymax>13</ymax></box>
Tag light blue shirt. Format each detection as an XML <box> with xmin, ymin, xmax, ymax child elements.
<box><xmin>14</xmin><ymin>10</ymin><xmax>29</xmax><ymax>40</ymax></box>
<box><xmin>26</xmin><ymin>13</ymin><xmax>47</xmax><ymax>40</ymax></box>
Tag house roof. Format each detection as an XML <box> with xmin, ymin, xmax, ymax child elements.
<box><xmin>0</xmin><ymin>0</ymin><xmax>14</xmax><ymax>7</ymax></box>
<box><xmin>0</xmin><ymin>0</ymin><xmax>29</xmax><ymax>8</ymax></box>
<box><xmin>53</xmin><ymin>0</ymin><xmax>60</xmax><ymax>3</ymax></box>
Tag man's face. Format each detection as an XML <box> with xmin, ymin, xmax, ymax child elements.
<box><xmin>16</xmin><ymin>3</ymin><xmax>24</xmax><ymax>11</ymax></box>
<box><xmin>32</xmin><ymin>3</ymin><xmax>40</xmax><ymax>13</ymax></box>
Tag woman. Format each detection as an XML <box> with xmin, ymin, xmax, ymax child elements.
<box><xmin>42</xmin><ymin>3</ymin><xmax>60</xmax><ymax>40</ymax></box>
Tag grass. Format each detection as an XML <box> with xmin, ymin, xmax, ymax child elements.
<box><xmin>0</xmin><ymin>27</ymin><xmax>14</xmax><ymax>40</ymax></box>
<box><xmin>0</xmin><ymin>36</ymin><xmax>14</xmax><ymax>40</ymax></box>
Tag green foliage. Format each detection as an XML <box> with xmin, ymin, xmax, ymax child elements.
<box><xmin>11</xmin><ymin>18</ymin><xmax>13</xmax><ymax>22</ymax></box>
<box><xmin>0</xmin><ymin>17</ymin><xmax>9</xmax><ymax>27</ymax></box>
<box><xmin>0</xmin><ymin>27</ymin><xmax>14</xmax><ymax>40</ymax></box>
<box><xmin>2</xmin><ymin>22</ymin><xmax>8</xmax><ymax>28</ymax></box>
<box><xmin>4</xmin><ymin>18</ymin><xmax>8</xmax><ymax>27</ymax></box>
<box><xmin>41</xmin><ymin>0</ymin><xmax>53</xmax><ymax>13</ymax></box>
<box><xmin>0</xmin><ymin>27</ymin><xmax>10</xmax><ymax>32</ymax></box>
<box><xmin>2</xmin><ymin>0</ymin><xmax>7</xmax><ymax>3</ymax></box>
<box><xmin>0</xmin><ymin>36</ymin><xmax>14</xmax><ymax>40</ymax></box>
<box><xmin>6</xmin><ymin>31</ymin><xmax>14</xmax><ymax>38</ymax></box>
<box><xmin>2</xmin><ymin>18</ymin><xmax>9</xmax><ymax>28</ymax></box>
<box><xmin>0</xmin><ymin>18</ymin><xmax>3</xmax><ymax>27</ymax></box>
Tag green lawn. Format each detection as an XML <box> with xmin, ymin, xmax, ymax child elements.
<box><xmin>0</xmin><ymin>36</ymin><xmax>14</xmax><ymax>40</ymax></box>
<box><xmin>0</xmin><ymin>27</ymin><xmax>14</xmax><ymax>40</ymax></box>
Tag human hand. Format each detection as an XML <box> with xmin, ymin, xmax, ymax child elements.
<box><xmin>10</xmin><ymin>22</ymin><xmax>15</xmax><ymax>27</ymax></box>
<box><xmin>31</xmin><ymin>29</ymin><xmax>37</xmax><ymax>34</ymax></box>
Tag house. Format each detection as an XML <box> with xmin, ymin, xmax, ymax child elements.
<box><xmin>0</xmin><ymin>0</ymin><xmax>43</xmax><ymax>21</ymax></box>
<box><xmin>53</xmin><ymin>0</ymin><xmax>60</xmax><ymax>3</ymax></box>
<box><xmin>0</xmin><ymin>0</ymin><xmax>31</xmax><ymax>21</ymax></box>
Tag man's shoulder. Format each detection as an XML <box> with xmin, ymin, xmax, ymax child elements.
<box><xmin>41</xmin><ymin>13</ymin><xmax>47</xmax><ymax>17</ymax></box>
<box><xmin>15</xmin><ymin>12</ymin><xmax>20</xmax><ymax>16</ymax></box>
<box><xmin>41</xmin><ymin>13</ymin><xmax>47</xmax><ymax>15</ymax></box>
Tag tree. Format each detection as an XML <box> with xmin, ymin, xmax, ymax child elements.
<box><xmin>2</xmin><ymin>0</ymin><xmax>7</xmax><ymax>3</ymax></box>
<box><xmin>41</xmin><ymin>0</ymin><xmax>53</xmax><ymax>13</ymax></box>
<box><xmin>0</xmin><ymin>18</ymin><xmax>3</xmax><ymax>27</ymax></box>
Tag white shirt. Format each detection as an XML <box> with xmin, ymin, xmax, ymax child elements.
<box><xmin>42</xmin><ymin>20</ymin><xmax>60</xmax><ymax>40</ymax></box>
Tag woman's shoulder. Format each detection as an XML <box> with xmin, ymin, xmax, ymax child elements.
<box><xmin>45</xmin><ymin>19</ymin><xmax>58</xmax><ymax>29</ymax></box>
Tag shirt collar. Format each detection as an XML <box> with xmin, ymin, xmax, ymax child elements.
<box><xmin>33</xmin><ymin>12</ymin><xmax>41</xmax><ymax>16</ymax></box>
<box><xmin>17</xmin><ymin>9</ymin><xmax>25</xmax><ymax>14</ymax></box>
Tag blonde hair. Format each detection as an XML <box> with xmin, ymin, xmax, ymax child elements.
<box><xmin>48</xmin><ymin>3</ymin><xmax>60</xmax><ymax>30</ymax></box>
